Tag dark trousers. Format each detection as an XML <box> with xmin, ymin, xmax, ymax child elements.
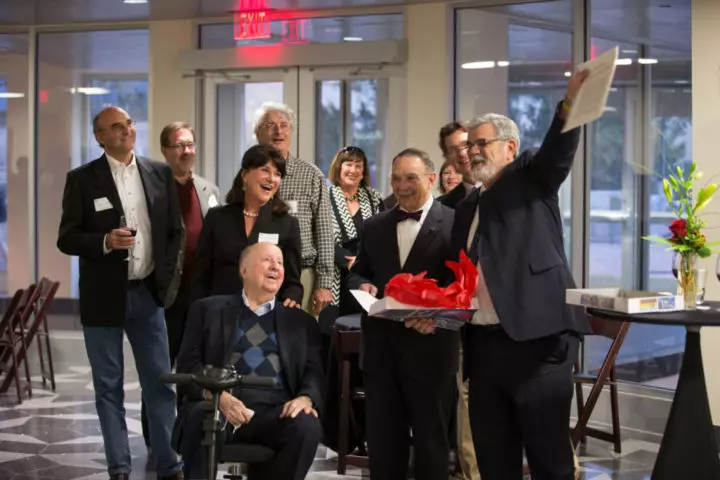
<box><xmin>179</xmin><ymin>402</ymin><xmax>322</xmax><ymax>480</ymax></box>
<box><xmin>362</xmin><ymin>316</ymin><xmax>458</xmax><ymax>480</ymax></box>
<box><xmin>466</xmin><ymin>325</ymin><xmax>578</xmax><ymax>480</ymax></box>
<box><xmin>143</xmin><ymin>281</ymin><xmax>192</xmax><ymax>446</ymax></box>
<box><xmin>83</xmin><ymin>283</ymin><xmax>181</xmax><ymax>477</ymax></box>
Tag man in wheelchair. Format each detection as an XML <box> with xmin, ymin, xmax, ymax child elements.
<box><xmin>175</xmin><ymin>242</ymin><xmax>324</xmax><ymax>479</ymax></box>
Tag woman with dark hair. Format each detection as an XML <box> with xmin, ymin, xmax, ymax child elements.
<box><xmin>191</xmin><ymin>144</ymin><xmax>303</xmax><ymax>305</ymax></box>
<box><xmin>438</xmin><ymin>160</ymin><xmax>463</xmax><ymax>195</ymax></box>
<box><xmin>327</xmin><ymin>146</ymin><xmax>384</xmax><ymax>314</ymax></box>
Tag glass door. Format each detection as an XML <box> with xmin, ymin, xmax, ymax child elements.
<box><xmin>202</xmin><ymin>69</ymin><xmax>298</xmax><ymax>195</ymax></box>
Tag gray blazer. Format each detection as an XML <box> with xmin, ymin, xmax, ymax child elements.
<box><xmin>165</xmin><ymin>174</ymin><xmax>222</xmax><ymax>308</ymax></box>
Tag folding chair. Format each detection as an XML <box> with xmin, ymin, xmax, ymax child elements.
<box><xmin>29</xmin><ymin>278</ymin><xmax>60</xmax><ymax>390</ymax></box>
<box><xmin>572</xmin><ymin>315</ymin><xmax>630</xmax><ymax>453</ymax></box>
<box><xmin>0</xmin><ymin>289</ymin><xmax>33</xmax><ymax>403</ymax></box>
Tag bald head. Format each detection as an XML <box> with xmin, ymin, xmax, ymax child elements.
<box><xmin>93</xmin><ymin>106</ymin><xmax>136</xmax><ymax>159</ymax></box>
<box><xmin>240</xmin><ymin>242</ymin><xmax>285</xmax><ymax>299</ymax></box>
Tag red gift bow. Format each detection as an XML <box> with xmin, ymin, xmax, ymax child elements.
<box><xmin>384</xmin><ymin>250</ymin><xmax>478</xmax><ymax>309</ymax></box>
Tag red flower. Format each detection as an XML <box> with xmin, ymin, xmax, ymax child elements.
<box><xmin>669</xmin><ymin>219</ymin><xmax>688</xmax><ymax>239</ymax></box>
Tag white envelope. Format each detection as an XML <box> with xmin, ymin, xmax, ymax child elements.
<box><xmin>94</xmin><ymin>197</ymin><xmax>113</xmax><ymax>212</ymax></box>
<box><xmin>258</xmin><ymin>232</ymin><xmax>279</xmax><ymax>245</ymax></box>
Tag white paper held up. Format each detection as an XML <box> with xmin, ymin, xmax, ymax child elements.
<box><xmin>562</xmin><ymin>46</ymin><xmax>619</xmax><ymax>133</ymax></box>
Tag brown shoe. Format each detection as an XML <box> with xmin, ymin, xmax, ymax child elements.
<box><xmin>158</xmin><ymin>472</ymin><xmax>184</xmax><ymax>480</ymax></box>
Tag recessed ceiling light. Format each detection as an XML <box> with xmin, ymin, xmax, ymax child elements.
<box><xmin>564</xmin><ymin>71</ymin><xmax>572</xmax><ymax>77</ymax></box>
<box><xmin>0</xmin><ymin>92</ymin><xmax>24</xmax><ymax>98</ymax></box>
<box><xmin>70</xmin><ymin>87</ymin><xmax>110</xmax><ymax>95</ymax></box>
<box><xmin>343</xmin><ymin>37</ymin><xmax>363</xmax><ymax>42</ymax></box>
<box><xmin>674</xmin><ymin>80</ymin><xmax>690</xmax><ymax>85</ymax></box>
<box><xmin>497</xmin><ymin>61</ymin><xmax>510</xmax><ymax>67</ymax></box>
<box><xmin>622</xmin><ymin>49</ymin><xmax>638</xmax><ymax>54</ymax></box>
<box><xmin>461</xmin><ymin>61</ymin><xmax>495</xmax><ymax>70</ymax></box>
<box><xmin>615</xmin><ymin>58</ymin><xmax>633</xmax><ymax>66</ymax></box>
<box><xmin>638</xmin><ymin>58</ymin><xmax>658</xmax><ymax>64</ymax></box>
<box><xmin>123</xmin><ymin>0</ymin><xmax>147</xmax><ymax>4</ymax></box>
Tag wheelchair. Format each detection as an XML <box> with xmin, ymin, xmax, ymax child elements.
<box><xmin>163</xmin><ymin>366</ymin><xmax>275</xmax><ymax>480</ymax></box>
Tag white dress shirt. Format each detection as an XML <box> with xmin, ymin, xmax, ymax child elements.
<box><xmin>103</xmin><ymin>154</ymin><xmax>154</xmax><ymax>280</ymax></box>
<box><xmin>467</xmin><ymin>204</ymin><xmax>500</xmax><ymax>325</ymax></box>
<box><xmin>396</xmin><ymin>196</ymin><xmax>434</xmax><ymax>268</ymax></box>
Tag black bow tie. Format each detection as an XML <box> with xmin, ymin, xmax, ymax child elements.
<box><xmin>395</xmin><ymin>209</ymin><xmax>422</xmax><ymax>223</ymax></box>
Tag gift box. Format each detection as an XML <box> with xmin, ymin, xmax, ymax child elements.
<box><xmin>350</xmin><ymin>251</ymin><xmax>479</xmax><ymax>330</ymax></box>
<box><xmin>565</xmin><ymin>288</ymin><xmax>684</xmax><ymax>313</ymax></box>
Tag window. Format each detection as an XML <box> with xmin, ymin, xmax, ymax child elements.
<box><xmin>36</xmin><ymin>29</ymin><xmax>149</xmax><ymax>298</ymax></box>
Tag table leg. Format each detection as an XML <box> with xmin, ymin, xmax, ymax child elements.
<box><xmin>652</xmin><ymin>326</ymin><xmax>720</xmax><ymax>479</ymax></box>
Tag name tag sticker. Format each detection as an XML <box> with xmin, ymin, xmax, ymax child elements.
<box><xmin>208</xmin><ymin>194</ymin><xmax>218</xmax><ymax>208</ymax></box>
<box><xmin>287</xmin><ymin>200</ymin><xmax>298</xmax><ymax>215</ymax></box>
<box><xmin>94</xmin><ymin>197</ymin><xmax>113</xmax><ymax>212</ymax></box>
<box><xmin>258</xmin><ymin>233</ymin><xmax>279</xmax><ymax>245</ymax></box>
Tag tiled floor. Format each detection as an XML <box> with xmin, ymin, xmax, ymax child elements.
<box><xmin>0</xmin><ymin>363</ymin><xmax>656</xmax><ymax>479</ymax></box>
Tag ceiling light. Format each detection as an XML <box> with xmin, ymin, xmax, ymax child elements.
<box><xmin>0</xmin><ymin>92</ymin><xmax>25</xmax><ymax>98</ymax></box>
<box><xmin>638</xmin><ymin>58</ymin><xmax>658</xmax><ymax>64</ymax></box>
<box><xmin>461</xmin><ymin>61</ymin><xmax>495</xmax><ymax>70</ymax></box>
<box><xmin>615</xmin><ymin>58</ymin><xmax>633</xmax><ymax>66</ymax></box>
<box><xmin>674</xmin><ymin>80</ymin><xmax>689</xmax><ymax>85</ymax></box>
<box><xmin>621</xmin><ymin>49</ymin><xmax>637</xmax><ymax>54</ymax></box>
<box><xmin>70</xmin><ymin>87</ymin><xmax>110</xmax><ymax>95</ymax></box>
<box><xmin>497</xmin><ymin>61</ymin><xmax>510</xmax><ymax>67</ymax></box>
<box><xmin>564</xmin><ymin>71</ymin><xmax>572</xmax><ymax>77</ymax></box>
<box><xmin>343</xmin><ymin>37</ymin><xmax>363</xmax><ymax>42</ymax></box>
<box><xmin>123</xmin><ymin>0</ymin><xmax>147</xmax><ymax>3</ymax></box>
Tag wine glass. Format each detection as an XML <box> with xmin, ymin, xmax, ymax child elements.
<box><xmin>119</xmin><ymin>214</ymin><xmax>137</xmax><ymax>262</ymax></box>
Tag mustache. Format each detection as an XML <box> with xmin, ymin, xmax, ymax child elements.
<box><xmin>471</xmin><ymin>155</ymin><xmax>488</xmax><ymax>165</ymax></box>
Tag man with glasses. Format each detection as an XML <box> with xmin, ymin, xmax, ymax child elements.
<box><xmin>437</xmin><ymin>121</ymin><xmax>476</xmax><ymax>210</ymax></box>
<box><xmin>451</xmin><ymin>71</ymin><xmax>590</xmax><ymax>479</ymax></box>
<box><xmin>57</xmin><ymin>106</ymin><xmax>183</xmax><ymax>480</ymax></box>
<box><xmin>254</xmin><ymin>102</ymin><xmax>335</xmax><ymax>317</ymax></box>
<box><xmin>138</xmin><ymin>122</ymin><xmax>222</xmax><ymax>451</ymax></box>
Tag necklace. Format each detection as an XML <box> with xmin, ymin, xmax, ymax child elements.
<box><xmin>345</xmin><ymin>193</ymin><xmax>359</xmax><ymax>202</ymax></box>
<box><xmin>243</xmin><ymin>210</ymin><xmax>259</xmax><ymax>218</ymax></box>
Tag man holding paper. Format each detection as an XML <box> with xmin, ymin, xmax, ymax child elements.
<box><xmin>451</xmin><ymin>70</ymin><xmax>591</xmax><ymax>479</ymax></box>
<box><xmin>175</xmin><ymin>242</ymin><xmax>324</xmax><ymax>480</ymax></box>
<box><xmin>348</xmin><ymin>148</ymin><xmax>458</xmax><ymax>480</ymax></box>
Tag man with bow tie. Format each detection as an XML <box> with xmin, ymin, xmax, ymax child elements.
<box><xmin>347</xmin><ymin>148</ymin><xmax>458</xmax><ymax>480</ymax></box>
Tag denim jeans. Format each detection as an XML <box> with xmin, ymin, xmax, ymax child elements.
<box><xmin>83</xmin><ymin>282</ymin><xmax>183</xmax><ymax>477</ymax></box>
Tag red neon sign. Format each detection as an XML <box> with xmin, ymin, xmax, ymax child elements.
<box><xmin>234</xmin><ymin>0</ymin><xmax>271</xmax><ymax>41</ymax></box>
<box><xmin>233</xmin><ymin>0</ymin><xmax>309</xmax><ymax>44</ymax></box>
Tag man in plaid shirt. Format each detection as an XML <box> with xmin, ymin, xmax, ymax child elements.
<box><xmin>254</xmin><ymin>102</ymin><xmax>334</xmax><ymax>316</ymax></box>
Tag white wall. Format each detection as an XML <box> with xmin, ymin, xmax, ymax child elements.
<box><xmin>148</xmin><ymin>20</ymin><xmax>196</xmax><ymax>161</ymax></box>
<box><xmin>693</xmin><ymin>0</ymin><xmax>720</xmax><ymax>423</ymax></box>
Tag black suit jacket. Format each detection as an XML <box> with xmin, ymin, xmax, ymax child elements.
<box><xmin>176</xmin><ymin>295</ymin><xmax>324</xmax><ymax>410</ymax></box>
<box><xmin>347</xmin><ymin>200</ymin><xmax>457</xmax><ymax>297</ymax></box>
<box><xmin>57</xmin><ymin>155</ymin><xmax>182</xmax><ymax>327</ymax></box>
<box><xmin>438</xmin><ymin>182</ymin><xmax>475</xmax><ymax>210</ymax></box>
<box><xmin>191</xmin><ymin>202</ymin><xmax>303</xmax><ymax>303</ymax></box>
<box><xmin>451</xmin><ymin>109</ymin><xmax>591</xmax><ymax>342</ymax></box>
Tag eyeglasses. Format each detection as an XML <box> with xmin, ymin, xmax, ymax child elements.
<box><xmin>447</xmin><ymin>144</ymin><xmax>469</xmax><ymax>156</ymax></box>
<box><xmin>467</xmin><ymin>138</ymin><xmax>505</xmax><ymax>150</ymax></box>
<box><xmin>260</xmin><ymin>121</ymin><xmax>292</xmax><ymax>132</ymax></box>
<box><xmin>341</xmin><ymin>146</ymin><xmax>364</xmax><ymax>155</ymax></box>
<box><xmin>165</xmin><ymin>142</ymin><xmax>195</xmax><ymax>150</ymax></box>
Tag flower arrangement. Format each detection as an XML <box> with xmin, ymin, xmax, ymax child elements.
<box><xmin>643</xmin><ymin>161</ymin><xmax>718</xmax><ymax>310</ymax></box>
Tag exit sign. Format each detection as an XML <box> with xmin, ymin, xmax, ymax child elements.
<box><xmin>234</xmin><ymin>0</ymin><xmax>271</xmax><ymax>41</ymax></box>
<box><xmin>233</xmin><ymin>0</ymin><xmax>310</xmax><ymax>44</ymax></box>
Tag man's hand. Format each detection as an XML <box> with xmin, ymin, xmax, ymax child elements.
<box><xmin>105</xmin><ymin>228</ymin><xmax>135</xmax><ymax>251</ymax></box>
<box><xmin>405</xmin><ymin>318</ymin><xmax>436</xmax><ymax>335</ymax></box>
<box><xmin>564</xmin><ymin>69</ymin><xmax>590</xmax><ymax>104</ymax></box>
<box><xmin>345</xmin><ymin>256</ymin><xmax>356</xmax><ymax>270</ymax></box>
<box><xmin>359</xmin><ymin>283</ymin><xmax>378</xmax><ymax>297</ymax></box>
<box><xmin>280</xmin><ymin>395</ymin><xmax>317</xmax><ymax>419</ymax></box>
<box><xmin>311</xmin><ymin>288</ymin><xmax>332</xmax><ymax>316</ymax></box>
<box><xmin>283</xmin><ymin>298</ymin><xmax>302</xmax><ymax>309</ymax></box>
<box><xmin>219</xmin><ymin>392</ymin><xmax>253</xmax><ymax>426</ymax></box>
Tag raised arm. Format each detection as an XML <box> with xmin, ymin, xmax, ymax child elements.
<box><xmin>527</xmin><ymin>70</ymin><xmax>589</xmax><ymax>192</ymax></box>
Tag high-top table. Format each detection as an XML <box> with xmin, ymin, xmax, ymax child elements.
<box><xmin>587</xmin><ymin>301</ymin><xmax>720</xmax><ymax>480</ymax></box>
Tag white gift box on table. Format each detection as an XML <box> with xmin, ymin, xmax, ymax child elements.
<box><xmin>350</xmin><ymin>289</ymin><xmax>478</xmax><ymax>331</ymax></box>
<box><xmin>566</xmin><ymin>288</ymin><xmax>684</xmax><ymax>314</ymax></box>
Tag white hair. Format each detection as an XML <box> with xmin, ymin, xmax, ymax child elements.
<box><xmin>467</xmin><ymin>113</ymin><xmax>521</xmax><ymax>159</ymax></box>
<box><xmin>253</xmin><ymin>102</ymin><xmax>296</xmax><ymax>133</ymax></box>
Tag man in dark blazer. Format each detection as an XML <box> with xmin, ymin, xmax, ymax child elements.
<box><xmin>348</xmin><ymin>148</ymin><xmax>458</xmax><ymax>480</ymax></box>
<box><xmin>57</xmin><ymin>106</ymin><xmax>183</xmax><ymax>480</ymax></box>
<box><xmin>175</xmin><ymin>242</ymin><xmax>323</xmax><ymax>480</ymax></box>
<box><xmin>436</xmin><ymin>121</ymin><xmax>476</xmax><ymax>211</ymax></box>
<box><xmin>451</xmin><ymin>71</ymin><xmax>590</xmax><ymax>480</ymax></box>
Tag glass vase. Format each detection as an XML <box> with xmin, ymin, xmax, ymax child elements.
<box><xmin>678</xmin><ymin>252</ymin><xmax>698</xmax><ymax>311</ymax></box>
